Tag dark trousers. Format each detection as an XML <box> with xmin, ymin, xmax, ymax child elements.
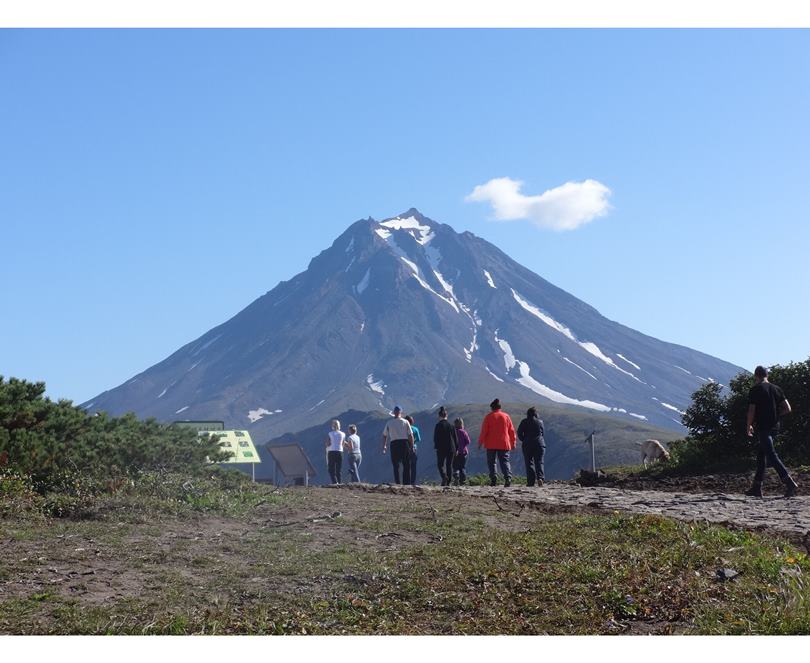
<box><xmin>486</xmin><ymin>449</ymin><xmax>511</xmax><ymax>484</ymax></box>
<box><xmin>523</xmin><ymin>442</ymin><xmax>546</xmax><ymax>486</ymax></box>
<box><xmin>390</xmin><ymin>439</ymin><xmax>412</xmax><ymax>485</ymax></box>
<box><xmin>754</xmin><ymin>429</ymin><xmax>789</xmax><ymax>483</ymax></box>
<box><xmin>347</xmin><ymin>452</ymin><xmax>362</xmax><ymax>483</ymax></box>
<box><xmin>327</xmin><ymin>450</ymin><xmax>342</xmax><ymax>484</ymax></box>
<box><xmin>452</xmin><ymin>454</ymin><xmax>468</xmax><ymax>485</ymax></box>
<box><xmin>437</xmin><ymin>448</ymin><xmax>455</xmax><ymax>485</ymax></box>
<box><xmin>409</xmin><ymin>449</ymin><xmax>418</xmax><ymax>485</ymax></box>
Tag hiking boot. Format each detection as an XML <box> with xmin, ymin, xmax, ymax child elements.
<box><xmin>489</xmin><ymin>478</ymin><xmax>497</xmax><ymax>487</ymax></box>
<box><xmin>744</xmin><ymin>482</ymin><xmax>763</xmax><ymax>498</ymax></box>
<box><xmin>537</xmin><ymin>479</ymin><xmax>544</xmax><ymax>487</ymax></box>
<box><xmin>784</xmin><ymin>477</ymin><xmax>799</xmax><ymax>498</ymax></box>
<box><xmin>504</xmin><ymin>479</ymin><xmax>512</xmax><ymax>488</ymax></box>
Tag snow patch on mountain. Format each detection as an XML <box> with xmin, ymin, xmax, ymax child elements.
<box><xmin>511</xmin><ymin>289</ymin><xmax>645</xmax><ymax>384</ymax></box>
<box><xmin>511</xmin><ymin>289</ymin><xmax>575</xmax><ymax>340</ymax></box>
<box><xmin>158</xmin><ymin>380</ymin><xmax>177</xmax><ymax>399</ymax></box>
<box><xmin>653</xmin><ymin>398</ymin><xmax>686</xmax><ymax>416</ymax></box>
<box><xmin>432</xmin><ymin>268</ymin><xmax>455</xmax><ymax>297</ymax></box>
<box><xmin>345</xmin><ymin>237</ymin><xmax>354</xmax><ymax>253</ymax></box>
<box><xmin>563</xmin><ymin>357</ymin><xmax>598</xmax><ymax>381</ymax></box>
<box><xmin>383</xmin><ymin>236</ymin><xmax>459</xmax><ymax>312</ymax></box>
<box><xmin>485</xmin><ymin>366</ymin><xmax>504</xmax><ymax>382</ymax></box>
<box><xmin>515</xmin><ymin>361</ymin><xmax>611</xmax><ymax>412</ymax></box>
<box><xmin>616</xmin><ymin>354</ymin><xmax>641</xmax><ymax>371</ymax></box>
<box><xmin>380</xmin><ymin>216</ymin><xmax>435</xmax><ymax>245</ymax></box>
<box><xmin>175</xmin><ymin>406</ymin><xmax>189</xmax><ymax>414</ymax></box>
<box><xmin>355</xmin><ymin>268</ymin><xmax>371</xmax><ymax>295</ymax></box>
<box><xmin>629</xmin><ymin>413</ymin><xmax>648</xmax><ymax>421</ymax></box>
<box><xmin>400</xmin><ymin>255</ymin><xmax>420</xmax><ymax>275</ymax></box>
<box><xmin>402</xmin><ymin>259</ymin><xmax>460</xmax><ymax>312</ymax></box>
<box><xmin>494</xmin><ymin>330</ymin><xmax>517</xmax><ymax>371</ymax></box>
<box><xmin>367</xmin><ymin>374</ymin><xmax>386</xmax><ymax>396</ymax></box>
<box><xmin>483</xmin><ymin>270</ymin><xmax>496</xmax><ymax>288</ymax></box>
<box><xmin>248</xmin><ymin>408</ymin><xmax>274</xmax><ymax>423</ymax></box>
<box><xmin>422</xmin><ymin>243</ymin><xmax>479</xmax><ymax>360</ymax></box>
<box><xmin>494</xmin><ymin>330</ymin><xmax>611</xmax><ymax>412</ymax></box>
<box><xmin>464</xmin><ymin>322</ymin><xmax>479</xmax><ymax>363</ymax></box>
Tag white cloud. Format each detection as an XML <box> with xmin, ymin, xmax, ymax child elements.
<box><xmin>466</xmin><ymin>177</ymin><xmax>612</xmax><ymax>231</ymax></box>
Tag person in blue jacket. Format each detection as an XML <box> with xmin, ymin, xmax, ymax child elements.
<box><xmin>405</xmin><ymin>414</ymin><xmax>420</xmax><ymax>485</ymax></box>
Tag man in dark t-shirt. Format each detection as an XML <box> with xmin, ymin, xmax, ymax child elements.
<box><xmin>745</xmin><ymin>365</ymin><xmax>798</xmax><ymax>498</ymax></box>
<box><xmin>434</xmin><ymin>407</ymin><xmax>458</xmax><ymax>486</ymax></box>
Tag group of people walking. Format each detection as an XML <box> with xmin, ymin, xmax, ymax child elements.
<box><xmin>324</xmin><ymin>398</ymin><xmax>547</xmax><ymax>487</ymax></box>
<box><xmin>324</xmin><ymin>364</ymin><xmax>801</xmax><ymax>497</ymax></box>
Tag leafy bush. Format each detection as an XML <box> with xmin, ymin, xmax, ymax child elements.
<box><xmin>0</xmin><ymin>466</ymin><xmax>43</xmax><ymax>518</ymax></box>
<box><xmin>0</xmin><ymin>376</ymin><xmax>229</xmax><ymax>494</ymax></box>
<box><xmin>671</xmin><ymin>358</ymin><xmax>810</xmax><ymax>472</ymax></box>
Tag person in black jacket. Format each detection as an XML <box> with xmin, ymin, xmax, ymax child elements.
<box><xmin>517</xmin><ymin>407</ymin><xmax>545</xmax><ymax>487</ymax></box>
<box><xmin>433</xmin><ymin>406</ymin><xmax>457</xmax><ymax>486</ymax></box>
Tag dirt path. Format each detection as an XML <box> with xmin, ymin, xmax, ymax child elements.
<box><xmin>338</xmin><ymin>483</ymin><xmax>810</xmax><ymax>550</ymax></box>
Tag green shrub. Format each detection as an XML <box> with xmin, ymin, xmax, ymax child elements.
<box><xmin>672</xmin><ymin>357</ymin><xmax>810</xmax><ymax>472</ymax></box>
<box><xmin>0</xmin><ymin>376</ymin><xmax>228</xmax><ymax>490</ymax></box>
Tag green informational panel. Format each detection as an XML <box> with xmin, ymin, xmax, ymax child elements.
<box><xmin>203</xmin><ymin>430</ymin><xmax>261</xmax><ymax>464</ymax></box>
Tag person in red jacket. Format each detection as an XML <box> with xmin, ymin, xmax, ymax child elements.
<box><xmin>478</xmin><ymin>398</ymin><xmax>516</xmax><ymax>487</ymax></box>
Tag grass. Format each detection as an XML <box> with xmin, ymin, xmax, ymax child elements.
<box><xmin>1</xmin><ymin>483</ymin><xmax>809</xmax><ymax>634</ymax></box>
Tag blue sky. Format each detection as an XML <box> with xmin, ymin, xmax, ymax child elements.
<box><xmin>1</xmin><ymin>28</ymin><xmax>809</xmax><ymax>404</ymax></box>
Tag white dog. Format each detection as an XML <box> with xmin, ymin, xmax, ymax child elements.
<box><xmin>639</xmin><ymin>439</ymin><xmax>670</xmax><ymax>468</ymax></box>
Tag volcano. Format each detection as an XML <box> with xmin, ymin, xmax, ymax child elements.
<box><xmin>83</xmin><ymin>209</ymin><xmax>742</xmax><ymax>442</ymax></box>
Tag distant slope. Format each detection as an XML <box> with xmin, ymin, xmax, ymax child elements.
<box><xmin>265</xmin><ymin>401</ymin><xmax>682</xmax><ymax>484</ymax></box>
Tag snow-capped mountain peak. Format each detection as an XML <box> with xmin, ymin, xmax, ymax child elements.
<box><xmin>83</xmin><ymin>210</ymin><xmax>742</xmax><ymax>437</ymax></box>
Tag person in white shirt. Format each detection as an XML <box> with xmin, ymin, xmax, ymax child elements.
<box><xmin>382</xmin><ymin>406</ymin><xmax>414</xmax><ymax>485</ymax></box>
<box><xmin>344</xmin><ymin>424</ymin><xmax>362</xmax><ymax>483</ymax></box>
<box><xmin>325</xmin><ymin>419</ymin><xmax>345</xmax><ymax>485</ymax></box>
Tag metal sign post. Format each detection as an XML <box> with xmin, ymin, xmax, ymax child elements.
<box><xmin>586</xmin><ymin>431</ymin><xmax>596</xmax><ymax>472</ymax></box>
